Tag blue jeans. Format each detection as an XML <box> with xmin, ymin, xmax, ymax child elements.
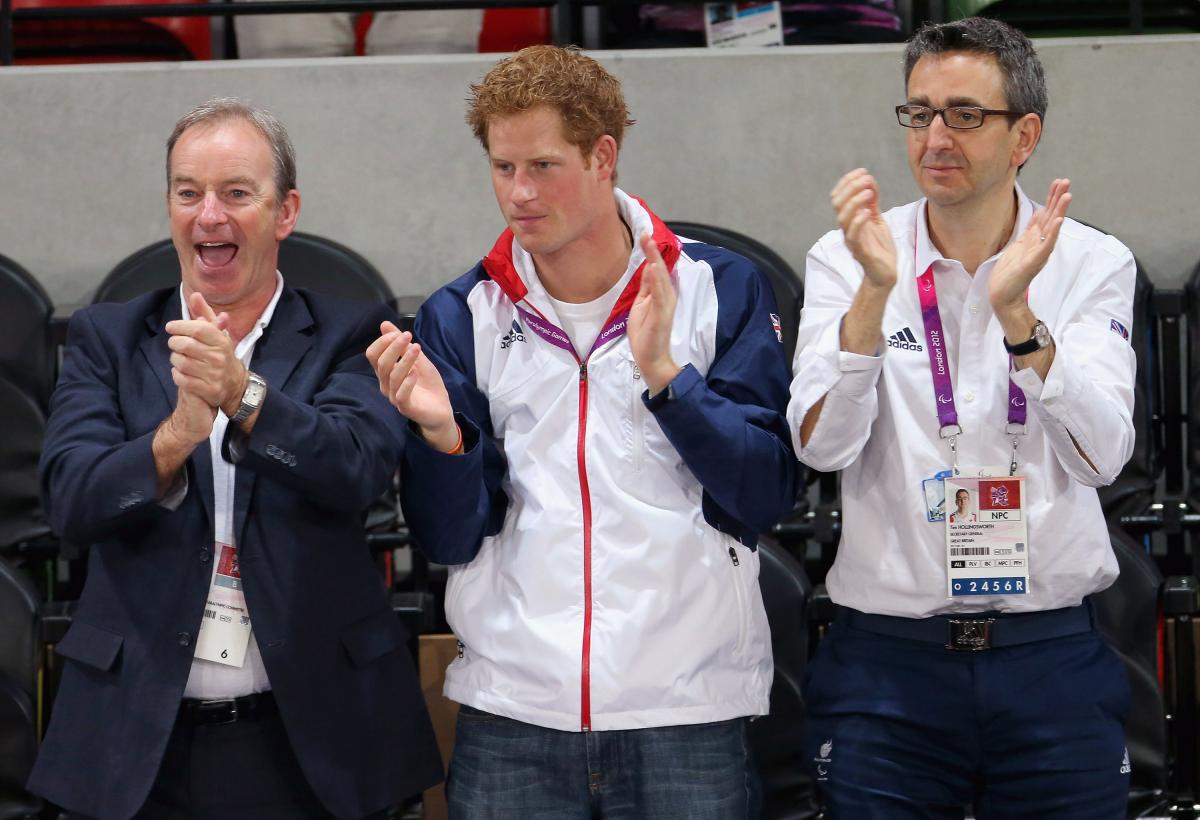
<box><xmin>447</xmin><ymin>707</ymin><xmax>760</xmax><ymax>819</ymax></box>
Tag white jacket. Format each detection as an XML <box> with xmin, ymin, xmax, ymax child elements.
<box><xmin>401</xmin><ymin>190</ymin><xmax>798</xmax><ymax>731</ymax></box>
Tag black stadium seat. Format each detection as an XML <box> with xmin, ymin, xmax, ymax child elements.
<box><xmin>0</xmin><ymin>375</ymin><xmax>50</xmax><ymax>559</ymax></box>
<box><xmin>666</xmin><ymin>222</ymin><xmax>804</xmax><ymax>365</ymax></box>
<box><xmin>93</xmin><ymin>232</ymin><xmax>395</xmax><ymax>307</ymax></box>
<box><xmin>0</xmin><ymin>254</ymin><xmax>55</xmax><ymax>411</ymax></box>
<box><xmin>0</xmin><ymin>558</ymin><xmax>41</xmax><ymax>819</ymax></box>
<box><xmin>747</xmin><ymin>537</ymin><xmax>819</xmax><ymax>819</ymax></box>
<box><xmin>1186</xmin><ymin>258</ymin><xmax>1200</xmax><ymax>505</ymax></box>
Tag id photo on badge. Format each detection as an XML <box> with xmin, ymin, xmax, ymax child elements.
<box><xmin>948</xmin><ymin>487</ymin><xmax>976</xmax><ymax>524</ymax></box>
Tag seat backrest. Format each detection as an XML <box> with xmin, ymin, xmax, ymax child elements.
<box><xmin>1187</xmin><ymin>257</ymin><xmax>1200</xmax><ymax>502</ymax></box>
<box><xmin>747</xmin><ymin>538</ymin><xmax>820</xmax><ymax>819</ymax></box>
<box><xmin>665</xmin><ymin>222</ymin><xmax>804</xmax><ymax>365</ymax></box>
<box><xmin>0</xmin><ymin>671</ymin><xmax>39</xmax><ymax>812</ymax></box>
<box><xmin>0</xmin><ymin>376</ymin><xmax>50</xmax><ymax>555</ymax></box>
<box><xmin>0</xmin><ymin>254</ymin><xmax>55</xmax><ymax>411</ymax></box>
<box><xmin>1092</xmin><ymin>528</ymin><xmax>1166</xmax><ymax>791</ymax></box>
<box><xmin>93</xmin><ymin>233</ymin><xmax>395</xmax><ymax>306</ymax></box>
<box><xmin>0</xmin><ymin>558</ymin><xmax>40</xmax><ymax>702</ymax></box>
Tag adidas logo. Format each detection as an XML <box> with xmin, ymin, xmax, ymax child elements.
<box><xmin>887</xmin><ymin>327</ymin><xmax>924</xmax><ymax>351</ymax></box>
<box><xmin>499</xmin><ymin>319</ymin><xmax>526</xmax><ymax>350</ymax></box>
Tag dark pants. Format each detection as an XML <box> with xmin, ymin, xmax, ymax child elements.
<box><xmin>447</xmin><ymin>706</ymin><xmax>760</xmax><ymax>819</ymax></box>
<box><xmin>803</xmin><ymin>618</ymin><xmax>1132</xmax><ymax>820</ymax></box>
<box><xmin>71</xmin><ymin>699</ymin><xmax>388</xmax><ymax>820</ymax></box>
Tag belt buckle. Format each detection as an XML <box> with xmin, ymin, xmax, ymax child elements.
<box><xmin>946</xmin><ymin>618</ymin><xmax>994</xmax><ymax>651</ymax></box>
<box><xmin>202</xmin><ymin>698</ymin><xmax>240</xmax><ymax>725</ymax></box>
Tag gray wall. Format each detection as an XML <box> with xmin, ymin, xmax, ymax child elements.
<box><xmin>1</xmin><ymin>35</ymin><xmax>1197</xmax><ymax>307</ymax></box>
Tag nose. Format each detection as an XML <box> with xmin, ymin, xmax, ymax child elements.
<box><xmin>197</xmin><ymin>191</ymin><xmax>227</xmax><ymax>230</ymax></box>
<box><xmin>924</xmin><ymin>115</ymin><xmax>956</xmax><ymax>152</ymax></box>
<box><xmin>510</xmin><ymin>168</ymin><xmax>536</xmax><ymax>206</ymax></box>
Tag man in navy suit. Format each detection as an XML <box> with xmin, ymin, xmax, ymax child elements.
<box><xmin>28</xmin><ymin>98</ymin><xmax>442</xmax><ymax>819</ymax></box>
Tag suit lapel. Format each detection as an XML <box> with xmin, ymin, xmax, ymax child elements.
<box><xmin>233</xmin><ymin>288</ymin><xmax>315</xmax><ymax>549</ymax></box>
<box><xmin>138</xmin><ymin>292</ymin><xmax>215</xmax><ymax>534</ymax></box>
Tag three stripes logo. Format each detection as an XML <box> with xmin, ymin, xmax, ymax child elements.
<box><xmin>887</xmin><ymin>326</ymin><xmax>924</xmax><ymax>352</ymax></box>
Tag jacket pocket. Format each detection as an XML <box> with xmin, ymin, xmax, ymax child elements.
<box><xmin>56</xmin><ymin>621</ymin><xmax>124</xmax><ymax>672</ymax></box>
<box><xmin>340</xmin><ymin>608</ymin><xmax>408</xmax><ymax>667</ymax></box>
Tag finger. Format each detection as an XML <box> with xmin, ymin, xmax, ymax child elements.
<box><xmin>845</xmin><ymin>207</ymin><xmax>872</xmax><ymax>246</ymax></box>
<box><xmin>639</xmin><ymin>233</ymin><xmax>665</xmax><ymax>270</ymax></box>
<box><xmin>831</xmin><ymin>174</ymin><xmax>871</xmax><ymax>215</ymax></box>
<box><xmin>376</xmin><ymin>333</ymin><xmax>412</xmax><ymax>382</ymax></box>
<box><xmin>366</xmin><ymin>329</ymin><xmax>401</xmax><ymax>367</ymax></box>
<box><xmin>386</xmin><ymin>340</ymin><xmax>421</xmax><ymax>393</ymax></box>
<box><xmin>188</xmin><ymin>291</ymin><xmax>220</xmax><ymax>324</ymax></box>
<box><xmin>214</xmin><ymin>312</ymin><xmax>231</xmax><ymax>333</ymax></box>
<box><xmin>836</xmin><ymin>189</ymin><xmax>873</xmax><ymax>231</ymax></box>
<box><xmin>830</xmin><ymin>168</ymin><xmax>867</xmax><ymax>205</ymax></box>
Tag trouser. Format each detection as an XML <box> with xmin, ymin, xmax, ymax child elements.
<box><xmin>803</xmin><ymin>607</ymin><xmax>1132</xmax><ymax>819</ymax></box>
<box><xmin>446</xmin><ymin>705</ymin><xmax>761</xmax><ymax>819</ymax></box>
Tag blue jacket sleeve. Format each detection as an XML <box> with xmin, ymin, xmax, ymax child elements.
<box><xmin>222</xmin><ymin>302</ymin><xmax>407</xmax><ymax>513</ymax></box>
<box><xmin>40</xmin><ymin>308</ymin><xmax>173</xmax><ymax>545</ymax></box>
<box><xmin>645</xmin><ymin>252</ymin><xmax>799</xmax><ymax>545</ymax></box>
<box><xmin>399</xmin><ymin>273</ymin><xmax>508</xmax><ymax>565</ymax></box>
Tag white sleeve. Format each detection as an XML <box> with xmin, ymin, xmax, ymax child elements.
<box><xmin>787</xmin><ymin>236</ymin><xmax>886</xmax><ymax>472</ymax></box>
<box><xmin>1011</xmin><ymin>237</ymin><xmax>1137</xmax><ymax>486</ymax></box>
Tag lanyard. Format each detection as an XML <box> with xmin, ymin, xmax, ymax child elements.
<box><xmin>915</xmin><ymin>263</ymin><xmax>1027</xmax><ymax>475</ymax></box>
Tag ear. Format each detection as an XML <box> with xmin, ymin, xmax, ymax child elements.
<box><xmin>591</xmin><ymin>135</ymin><xmax>619</xmax><ymax>183</ymax></box>
<box><xmin>1010</xmin><ymin>113</ymin><xmax>1042</xmax><ymax>170</ymax></box>
<box><xmin>274</xmin><ymin>189</ymin><xmax>301</xmax><ymax>242</ymax></box>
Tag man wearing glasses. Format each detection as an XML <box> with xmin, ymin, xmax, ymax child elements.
<box><xmin>789</xmin><ymin>17</ymin><xmax>1136</xmax><ymax>817</ymax></box>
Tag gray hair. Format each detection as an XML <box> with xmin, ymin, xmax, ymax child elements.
<box><xmin>166</xmin><ymin>97</ymin><xmax>297</xmax><ymax>202</ymax></box>
<box><xmin>904</xmin><ymin>17</ymin><xmax>1048</xmax><ymax>125</ymax></box>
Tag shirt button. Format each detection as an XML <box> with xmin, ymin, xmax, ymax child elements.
<box><xmin>199</xmin><ymin>549</ymin><xmax>211</xmax><ymax>563</ymax></box>
<box><xmin>177</xmin><ymin>632</ymin><xmax>191</xmax><ymax>647</ymax></box>
<box><xmin>963</xmin><ymin>391</ymin><xmax>975</xmax><ymax>402</ymax></box>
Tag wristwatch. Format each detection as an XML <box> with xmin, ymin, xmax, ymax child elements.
<box><xmin>1003</xmin><ymin>320</ymin><xmax>1052</xmax><ymax>357</ymax></box>
<box><xmin>230</xmin><ymin>371</ymin><xmax>267</xmax><ymax>425</ymax></box>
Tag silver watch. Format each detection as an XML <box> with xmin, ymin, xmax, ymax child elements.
<box><xmin>231</xmin><ymin>371</ymin><xmax>267</xmax><ymax>425</ymax></box>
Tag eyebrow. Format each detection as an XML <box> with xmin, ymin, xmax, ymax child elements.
<box><xmin>907</xmin><ymin>95</ymin><xmax>989</xmax><ymax>108</ymax></box>
<box><xmin>170</xmin><ymin>175</ymin><xmax>261</xmax><ymax>189</ymax></box>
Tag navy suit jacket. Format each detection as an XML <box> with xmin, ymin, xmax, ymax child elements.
<box><xmin>29</xmin><ymin>285</ymin><xmax>442</xmax><ymax>820</ymax></box>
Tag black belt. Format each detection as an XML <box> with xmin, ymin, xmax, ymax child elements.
<box><xmin>838</xmin><ymin>600</ymin><xmax>1095</xmax><ymax>651</ymax></box>
<box><xmin>178</xmin><ymin>690</ymin><xmax>276</xmax><ymax>726</ymax></box>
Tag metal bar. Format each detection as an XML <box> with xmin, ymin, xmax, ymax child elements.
<box><xmin>12</xmin><ymin>0</ymin><xmax>554</xmax><ymax>20</ymax></box>
<box><xmin>223</xmin><ymin>0</ymin><xmax>238</xmax><ymax>59</ymax></box>
<box><xmin>1130</xmin><ymin>0</ymin><xmax>1144</xmax><ymax>34</ymax></box>
<box><xmin>552</xmin><ymin>0</ymin><xmax>573</xmax><ymax>45</ymax></box>
<box><xmin>1</xmin><ymin>0</ymin><xmax>13</xmax><ymax>66</ymax></box>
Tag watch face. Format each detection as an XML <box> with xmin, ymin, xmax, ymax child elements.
<box><xmin>1033</xmin><ymin>321</ymin><xmax>1052</xmax><ymax>348</ymax></box>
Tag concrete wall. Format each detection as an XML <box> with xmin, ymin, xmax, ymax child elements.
<box><xmin>1</xmin><ymin>35</ymin><xmax>1198</xmax><ymax>307</ymax></box>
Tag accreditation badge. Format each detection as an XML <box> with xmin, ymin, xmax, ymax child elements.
<box><xmin>193</xmin><ymin>542</ymin><xmax>252</xmax><ymax>667</ymax></box>
<box><xmin>944</xmin><ymin>475</ymin><xmax>1029</xmax><ymax>597</ymax></box>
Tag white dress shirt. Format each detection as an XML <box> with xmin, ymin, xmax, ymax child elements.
<box><xmin>788</xmin><ymin>186</ymin><xmax>1137</xmax><ymax>617</ymax></box>
<box><xmin>182</xmin><ymin>273</ymin><xmax>284</xmax><ymax>699</ymax></box>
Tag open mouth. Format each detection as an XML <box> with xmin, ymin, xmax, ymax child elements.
<box><xmin>195</xmin><ymin>242</ymin><xmax>239</xmax><ymax>268</ymax></box>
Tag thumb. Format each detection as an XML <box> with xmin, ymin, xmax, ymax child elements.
<box><xmin>188</xmin><ymin>291</ymin><xmax>220</xmax><ymax>323</ymax></box>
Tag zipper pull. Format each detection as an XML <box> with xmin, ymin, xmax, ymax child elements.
<box><xmin>632</xmin><ymin>363</ymin><xmax>641</xmax><ymax>381</ymax></box>
<box><xmin>456</xmin><ymin>640</ymin><xmax>465</xmax><ymax>659</ymax></box>
<box><xmin>727</xmin><ymin>546</ymin><xmax>740</xmax><ymax>566</ymax></box>
<box><xmin>579</xmin><ymin>362</ymin><xmax>588</xmax><ymax>383</ymax></box>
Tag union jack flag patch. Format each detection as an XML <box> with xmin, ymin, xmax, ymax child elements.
<box><xmin>770</xmin><ymin>313</ymin><xmax>783</xmax><ymax>343</ymax></box>
<box><xmin>1110</xmin><ymin>319</ymin><xmax>1129</xmax><ymax>340</ymax></box>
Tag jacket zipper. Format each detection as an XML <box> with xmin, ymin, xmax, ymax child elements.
<box><xmin>577</xmin><ymin>360</ymin><xmax>594</xmax><ymax>731</ymax></box>
<box><xmin>631</xmin><ymin>363</ymin><xmax>644</xmax><ymax>472</ymax></box>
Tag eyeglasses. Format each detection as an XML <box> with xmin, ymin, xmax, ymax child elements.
<box><xmin>895</xmin><ymin>105</ymin><xmax>1022</xmax><ymax>130</ymax></box>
